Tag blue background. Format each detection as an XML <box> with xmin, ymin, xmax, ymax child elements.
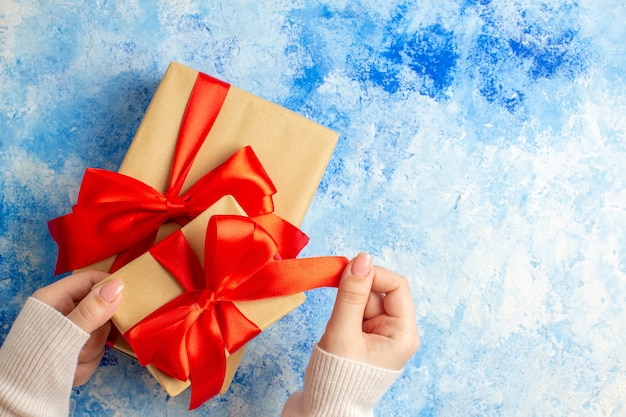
<box><xmin>1</xmin><ymin>1</ymin><xmax>625</xmax><ymax>415</ymax></box>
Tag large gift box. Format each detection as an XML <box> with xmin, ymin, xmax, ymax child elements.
<box><xmin>48</xmin><ymin>62</ymin><xmax>347</xmax><ymax>408</ymax></box>
<box><xmin>50</xmin><ymin>61</ymin><xmax>340</xmax><ymax>272</ymax></box>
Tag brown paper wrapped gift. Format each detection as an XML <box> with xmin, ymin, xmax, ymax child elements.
<box><xmin>51</xmin><ymin>61</ymin><xmax>339</xmax><ymax>274</ymax></box>
<box><xmin>49</xmin><ymin>62</ymin><xmax>339</xmax><ymax>398</ymax></box>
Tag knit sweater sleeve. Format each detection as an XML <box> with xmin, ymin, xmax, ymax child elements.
<box><xmin>281</xmin><ymin>345</ymin><xmax>402</xmax><ymax>417</ymax></box>
<box><xmin>0</xmin><ymin>297</ymin><xmax>89</xmax><ymax>417</ymax></box>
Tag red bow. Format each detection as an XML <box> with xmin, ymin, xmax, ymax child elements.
<box><xmin>48</xmin><ymin>73</ymin><xmax>285</xmax><ymax>274</ymax></box>
<box><xmin>124</xmin><ymin>215</ymin><xmax>348</xmax><ymax>409</ymax></box>
<box><xmin>48</xmin><ymin>146</ymin><xmax>279</xmax><ymax>274</ymax></box>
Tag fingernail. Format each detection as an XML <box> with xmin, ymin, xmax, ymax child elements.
<box><xmin>351</xmin><ymin>252</ymin><xmax>372</xmax><ymax>278</ymax></box>
<box><xmin>99</xmin><ymin>279</ymin><xmax>124</xmax><ymax>303</ymax></box>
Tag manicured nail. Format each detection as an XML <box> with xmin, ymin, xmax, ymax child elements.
<box><xmin>351</xmin><ymin>252</ymin><xmax>372</xmax><ymax>278</ymax></box>
<box><xmin>99</xmin><ymin>279</ymin><xmax>124</xmax><ymax>303</ymax></box>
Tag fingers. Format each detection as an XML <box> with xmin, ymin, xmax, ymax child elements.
<box><xmin>78</xmin><ymin>322</ymin><xmax>111</xmax><ymax>364</ymax></box>
<box><xmin>324</xmin><ymin>252</ymin><xmax>374</xmax><ymax>335</ymax></box>
<box><xmin>362</xmin><ymin>267</ymin><xmax>418</xmax><ymax>342</ymax></box>
<box><xmin>363</xmin><ymin>291</ymin><xmax>385</xmax><ymax>320</ymax></box>
<box><xmin>74</xmin><ymin>322</ymin><xmax>111</xmax><ymax>386</ymax></box>
<box><xmin>32</xmin><ymin>271</ymin><xmax>124</xmax><ymax>386</ymax></box>
<box><xmin>66</xmin><ymin>278</ymin><xmax>124</xmax><ymax>334</ymax></box>
<box><xmin>74</xmin><ymin>347</ymin><xmax>106</xmax><ymax>386</ymax></box>
<box><xmin>370</xmin><ymin>267</ymin><xmax>420</xmax><ymax>359</ymax></box>
<box><xmin>319</xmin><ymin>253</ymin><xmax>420</xmax><ymax>370</ymax></box>
<box><xmin>33</xmin><ymin>270</ymin><xmax>111</xmax><ymax>314</ymax></box>
<box><xmin>371</xmin><ymin>267</ymin><xmax>417</xmax><ymax>328</ymax></box>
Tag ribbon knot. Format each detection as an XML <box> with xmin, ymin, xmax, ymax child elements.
<box><xmin>165</xmin><ymin>192</ymin><xmax>187</xmax><ymax>219</ymax></box>
<box><xmin>196</xmin><ymin>290</ymin><xmax>216</xmax><ymax>310</ymax></box>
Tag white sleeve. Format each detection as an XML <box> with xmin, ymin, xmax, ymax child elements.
<box><xmin>0</xmin><ymin>297</ymin><xmax>89</xmax><ymax>417</ymax></box>
<box><xmin>281</xmin><ymin>345</ymin><xmax>402</xmax><ymax>417</ymax></box>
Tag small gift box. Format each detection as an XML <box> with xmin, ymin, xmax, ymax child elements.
<box><xmin>102</xmin><ymin>195</ymin><xmax>346</xmax><ymax>409</ymax></box>
<box><xmin>48</xmin><ymin>62</ymin><xmax>344</xmax><ymax>406</ymax></box>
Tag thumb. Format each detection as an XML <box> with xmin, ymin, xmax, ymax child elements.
<box><xmin>326</xmin><ymin>252</ymin><xmax>374</xmax><ymax>333</ymax></box>
<box><xmin>67</xmin><ymin>279</ymin><xmax>124</xmax><ymax>334</ymax></box>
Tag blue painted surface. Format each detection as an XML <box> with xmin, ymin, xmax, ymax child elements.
<box><xmin>1</xmin><ymin>0</ymin><xmax>626</xmax><ymax>415</ymax></box>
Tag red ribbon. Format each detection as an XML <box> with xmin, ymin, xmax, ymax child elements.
<box><xmin>48</xmin><ymin>73</ymin><xmax>285</xmax><ymax>274</ymax></box>
<box><xmin>124</xmin><ymin>215</ymin><xmax>348</xmax><ymax>410</ymax></box>
<box><xmin>48</xmin><ymin>146</ymin><xmax>279</xmax><ymax>274</ymax></box>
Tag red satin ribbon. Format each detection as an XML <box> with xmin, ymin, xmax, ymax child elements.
<box><xmin>124</xmin><ymin>215</ymin><xmax>348</xmax><ymax>410</ymax></box>
<box><xmin>48</xmin><ymin>72</ymin><xmax>286</xmax><ymax>274</ymax></box>
<box><xmin>48</xmin><ymin>146</ymin><xmax>279</xmax><ymax>274</ymax></box>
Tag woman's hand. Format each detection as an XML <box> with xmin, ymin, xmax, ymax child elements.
<box><xmin>318</xmin><ymin>252</ymin><xmax>419</xmax><ymax>370</ymax></box>
<box><xmin>33</xmin><ymin>271</ymin><xmax>124</xmax><ymax>385</ymax></box>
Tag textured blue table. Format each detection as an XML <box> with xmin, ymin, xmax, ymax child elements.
<box><xmin>1</xmin><ymin>1</ymin><xmax>625</xmax><ymax>416</ymax></box>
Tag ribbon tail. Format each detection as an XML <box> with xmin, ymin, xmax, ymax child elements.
<box><xmin>125</xmin><ymin>294</ymin><xmax>202</xmax><ymax>381</ymax></box>
<box><xmin>48</xmin><ymin>212</ymin><xmax>89</xmax><ymax>274</ymax></box>
<box><xmin>227</xmin><ymin>256</ymin><xmax>349</xmax><ymax>301</ymax></box>
<box><xmin>217</xmin><ymin>301</ymin><xmax>262</xmax><ymax>355</ymax></box>
<box><xmin>187</xmin><ymin>312</ymin><xmax>227</xmax><ymax>410</ymax></box>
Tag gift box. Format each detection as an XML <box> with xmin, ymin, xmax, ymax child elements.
<box><xmin>48</xmin><ymin>62</ymin><xmax>344</xmax><ymax>406</ymax></box>
<box><xmin>50</xmin><ymin>61</ymin><xmax>340</xmax><ymax>274</ymax></box>
<box><xmin>102</xmin><ymin>195</ymin><xmax>347</xmax><ymax>409</ymax></box>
